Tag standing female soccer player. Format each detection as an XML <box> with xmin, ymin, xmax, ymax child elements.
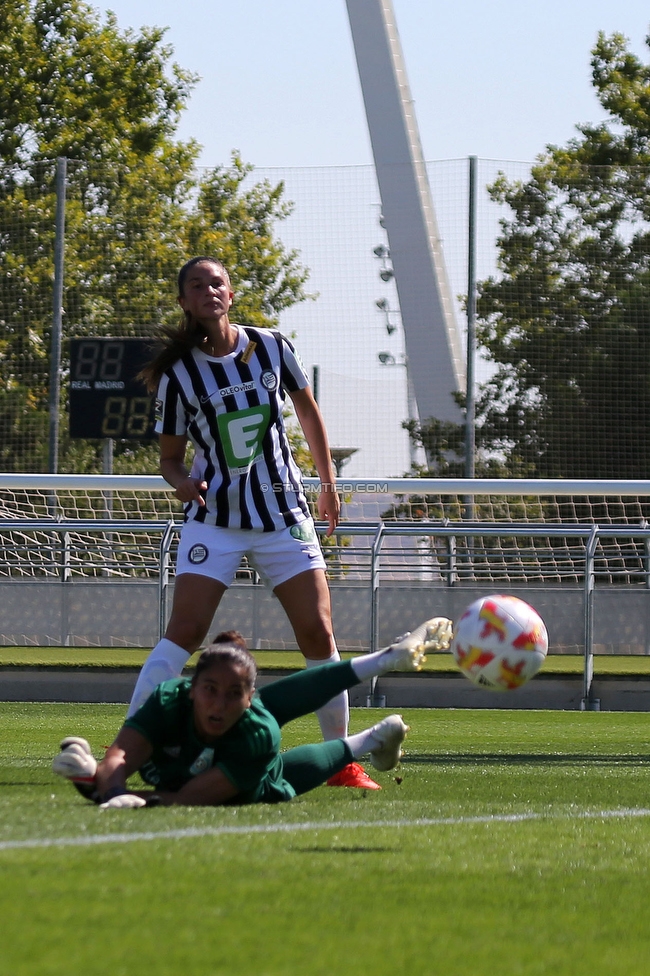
<box><xmin>129</xmin><ymin>255</ymin><xmax>374</xmax><ymax>788</ymax></box>
<box><xmin>52</xmin><ymin>621</ymin><xmax>453</xmax><ymax>808</ymax></box>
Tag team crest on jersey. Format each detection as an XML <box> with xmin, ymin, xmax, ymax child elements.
<box><xmin>260</xmin><ymin>369</ymin><xmax>277</xmax><ymax>391</ymax></box>
<box><xmin>188</xmin><ymin>543</ymin><xmax>209</xmax><ymax>564</ymax></box>
<box><xmin>189</xmin><ymin>747</ymin><xmax>215</xmax><ymax>776</ymax></box>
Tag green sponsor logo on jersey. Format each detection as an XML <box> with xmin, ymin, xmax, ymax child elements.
<box><xmin>217</xmin><ymin>404</ymin><xmax>271</xmax><ymax>472</ymax></box>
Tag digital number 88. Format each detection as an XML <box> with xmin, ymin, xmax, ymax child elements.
<box><xmin>101</xmin><ymin>397</ymin><xmax>152</xmax><ymax>438</ymax></box>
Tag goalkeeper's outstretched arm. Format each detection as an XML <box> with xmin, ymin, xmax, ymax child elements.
<box><xmin>95</xmin><ymin>726</ymin><xmax>242</xmax><ymax>808</ymax></box>
<box><xmin>95</xmin><ymin>727</ymin><xmax>153</xmax><ymax>800</ymax></box>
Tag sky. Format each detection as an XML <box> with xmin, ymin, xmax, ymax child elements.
<box><xmin>87</xmin><ymin>1</ymin><xmax>650</xmax><ymax>478</ymax></box>
<box><xmin>93</xmin><ymin>0</ymin><xmax>650</xmax><ymax>167</ymax></box>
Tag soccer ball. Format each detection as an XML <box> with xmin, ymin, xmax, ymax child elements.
<box><xmin>450</xmin><ymin>594</ymin><xmax>548</xmax><ymax>691</ymax></box>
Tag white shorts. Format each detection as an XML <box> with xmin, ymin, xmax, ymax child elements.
<box><xmin>175</xmin><ymin>519</ymin><xmax>326</xmax><ymax>589</ymax></box>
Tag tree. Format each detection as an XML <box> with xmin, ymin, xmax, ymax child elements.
<box><xmin>0</xmin><ymin>1</ymin><xmax>310</xmax><ymax>474</ymax></box>
<box><xmin>401</xmin><ymin>414</ymin><xmax>509</xmax><ymax>478</ymax></box>
<box><xmin>185</xmin><ymin>155</ymin><xmax>310</xmax><ymax>329</ymax></box>
<box><xmin>474</xmin><ymin>30</ymin><xmax>650</xmax><ymax>479</ymax></box>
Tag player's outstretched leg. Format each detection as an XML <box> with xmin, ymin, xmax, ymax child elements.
<box><xmin>346</xmin><ymin>714</ymin><xmax>409</xmax><ymax>772</ymax></box>
<box><xmin>350</xmin><ymin>617</ymin><xmax>454</xmax><ymax>681</ymax></box>
<box><xmin>52</xmin><ymin>736</ymin><xmax>100</xmax><ymax>803</ymax></box>
<box><xmin>260</xmin><ymin>616</ymin><xmax>454</xmax><ymax>728</ymax></box>
<box><xmin>381</xmin><ymin>616</ymin><xmax>453</xmax><ymax>669</ymax></box>
<box><xmin>282</xmin><ymin>715</ymin><xmax>409</xmax><ymax>795</ymax></box>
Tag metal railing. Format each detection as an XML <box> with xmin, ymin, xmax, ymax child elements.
<box><xmin>2</xmin><ymin>515</ymin><xmax>650</xmax><ymax>710</ymax></box>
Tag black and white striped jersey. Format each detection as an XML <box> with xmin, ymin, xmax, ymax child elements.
<box><xmin>154</xmin><ymin>325</ymin><xmax>312</xmax><ymax>531</ymax></box>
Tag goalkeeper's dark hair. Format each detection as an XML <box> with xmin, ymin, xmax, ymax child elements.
<box><xmin>138</xmin><ymin>256</ymin><xmax>231</xmax><ymax>392</ymax></box>
<box><xmin>193</xmin><ymin>629</ymin><xmax>256</xmax><ymax>691</ymax></box>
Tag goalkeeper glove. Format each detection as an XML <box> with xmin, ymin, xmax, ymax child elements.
<box><xmin>52</xmin><ymin>737</ymin><xmax>100</xmax><ymax>803</ymax></box>
<box><xmin>99</xmin><ymin>793</ymin><xmax>147</xmax><ymax>810</ymax></box>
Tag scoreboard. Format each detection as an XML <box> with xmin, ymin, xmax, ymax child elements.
<box><xmin>69</xmin><ymin>338</ymin><xmax>156</xmax><ymax>440</ymax></box>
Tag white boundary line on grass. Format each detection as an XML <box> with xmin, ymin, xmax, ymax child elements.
<box><xmin>2</xmin><ymin>807</ymin><xmax>650</xmax><ymax>852</ymax></box>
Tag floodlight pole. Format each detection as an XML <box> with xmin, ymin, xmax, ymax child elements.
<box><xmin>465</xmin><ymin>156</ymin><xmax>478</xmax><ymax>518</ymax></box>
<box><xmin>346</xmin><ymin>0</ymin><xmax>465</xmax><ymax>424</ymax></box>
<box><xmin>48</xmin><ymin>157</ymin><xmax>67</xmax><ymax>473</ymax></box>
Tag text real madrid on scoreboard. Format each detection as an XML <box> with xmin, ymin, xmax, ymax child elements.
<box><xmin>69</xmin><ymin>338</ymin><xmax>156</xmax><ymax>440</ymax></box>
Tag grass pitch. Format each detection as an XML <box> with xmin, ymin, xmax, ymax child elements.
<box><xmin>2</xmin><ymin>705</ymin><xmax>650</xmax><ymax>976</ymax></box>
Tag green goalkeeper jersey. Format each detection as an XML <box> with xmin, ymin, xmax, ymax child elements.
<box><xmin>125</xmin><ymin>678</ymin><xmax>295</xmax><ymax>803</ymax></box>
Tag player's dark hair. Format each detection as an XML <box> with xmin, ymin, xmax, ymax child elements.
<box><xmin>211</xmin><ymin>629</ymin><xmax>248</xmax><ymax>649</ymax></box>
<box><xmin>193</xmin><ymin>630</ymin><xmax>257</xmax><ymax>691</ymax></box>
<box><xmin>138</xmin><ymin>256</ymin><xmax>231</xmax><ymax>391</ymax></box>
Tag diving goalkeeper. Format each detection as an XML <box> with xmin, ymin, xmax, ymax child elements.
<box><xmin>52</xmin><ymin>618</ymin><xmax>453</xmax><ymax>809</ymax></box>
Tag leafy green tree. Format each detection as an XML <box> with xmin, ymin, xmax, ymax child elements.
<box><xmin>185</xmin><ymin>156</ymin><xmax>310</xmax><ymax>329</ymax></box>
<box><xmin>401</xmin><ymin>413</ymin><xmax>506</xmax><ymax>478</ymax></box>
<box><xmin>0</xmin><ymin>0</ymin><xmax>197</xmax><ymax>472</ymax></box>
<box><xmin>0</xmin><ymin>1</ymin><xmax>310</xmax><ymax>474</ymax></box>
<box><xmin>474</xmin><ymin>30</ymin><xmax>650</xmax><ymax>479</ymax></box>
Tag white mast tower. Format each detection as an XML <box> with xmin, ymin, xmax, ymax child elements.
<box><xmin>345</xmin><ymin>0</ymin><xmax>465</xmax><ymax>424</ymax></box>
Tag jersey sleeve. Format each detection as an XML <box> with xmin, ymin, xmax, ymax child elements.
<box><xmin>154</xmin><ymin>370</ymin><xmax>190</xmax><ymax>436</ymax></box>
<box><xmin>278</xmin><ymin>334</ymin><xmax>310</xmax><ymax>393</ymax></box>
<box><xmin>123</xmin><ymin>679</ymin><xmax>186</xmax><ymax>744</ymax></box>
<box><xmin>124</xmin><ymin>687</ymin><xmax>166</xmax><ymax>744</ymax></box>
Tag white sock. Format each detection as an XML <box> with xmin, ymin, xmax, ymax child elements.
<box><xmin>127</xmin><ymin>638</ymin><xmax>190</xmax><ymax>718</ymax></box>
<box><xmin>350</xmin><ymin>647</ymin><xmax>393</xmax><ymax>682</ymax></box>
<box><xmin>345</xmin><ymin>724</ymin><xmax>383</xmax><ymax>760</ymax></box>
<box><xmin>305</xmin><ymin>650</ymin><xmax>349</xmax><ymax>741</ymax></box>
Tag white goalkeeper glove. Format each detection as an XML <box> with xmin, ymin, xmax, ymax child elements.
<box><xmin>99</xmin><ymin>793</ymin><xmax>147</xmax><ymax>810</ymax></box>
<box><xmin>52</xmin><ymin>737</ymin><xmax>97</xmax><ymax>783</ymax></box>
